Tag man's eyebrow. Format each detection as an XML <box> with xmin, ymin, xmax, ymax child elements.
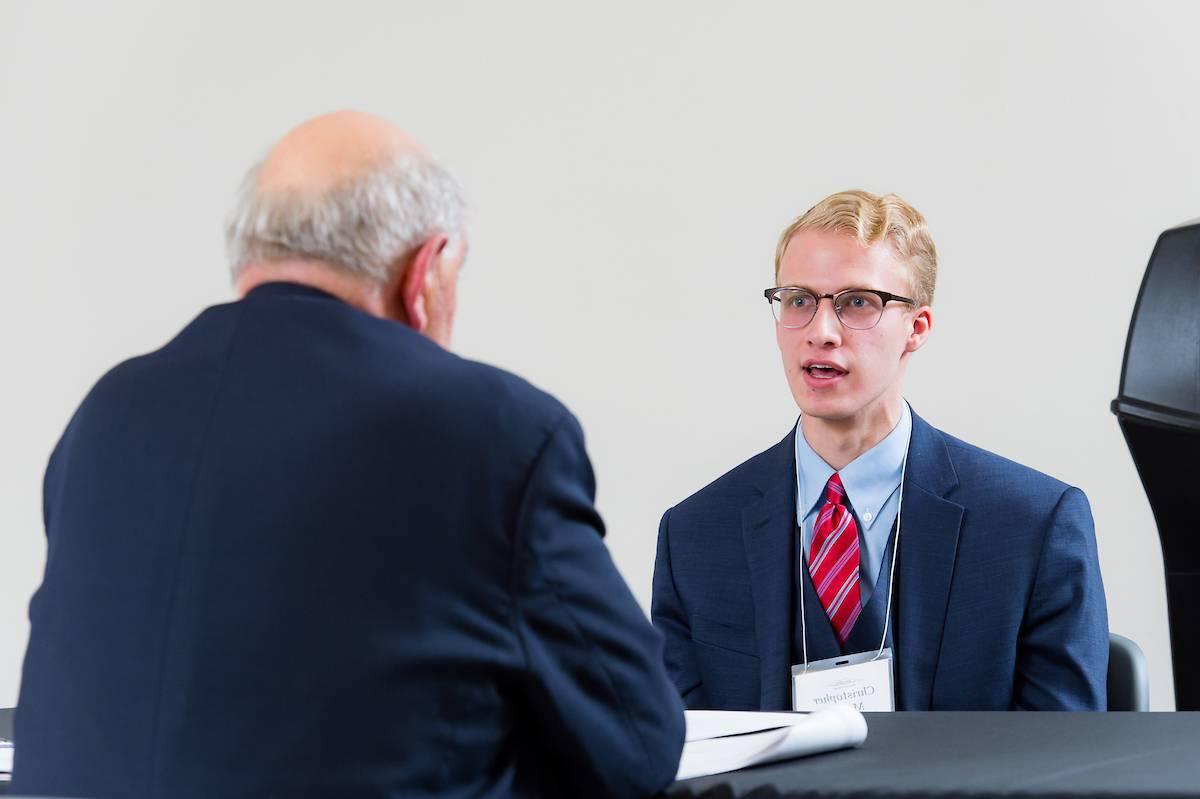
<box><xmin>778</xmin><ymin>284</ymin><xmax>868</xmax><ymax>294</ymax></box>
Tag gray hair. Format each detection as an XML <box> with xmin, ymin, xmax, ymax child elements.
<box><xmin>225</xmin><ymin>153</ymin><xmax>467</xmax><ymax>283</ymax></box>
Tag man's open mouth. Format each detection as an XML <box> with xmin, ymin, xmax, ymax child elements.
<box><xmin>804</xmin><ymin>363</ymin><xmax>847</xmax><ymax>378</ymax></box>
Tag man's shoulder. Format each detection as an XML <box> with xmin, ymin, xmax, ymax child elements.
<box><xmin>667</xmin><ymin>431</ymin><xmax>792</xmax><ymax>525</ymax></box>
<box><xmin>927</xmin><ymin>422</ymin><xmax>1079</xmax><ymax>510</ymax></box>
<box><xmin>442</xmin><ymin>353</ymin><xmax>574</xmax><ymax>430</ymax></box>
<box><xmin>77</xmin><ymin>300</ymin><xmax>575</xmax><ymax>447</ymax></box>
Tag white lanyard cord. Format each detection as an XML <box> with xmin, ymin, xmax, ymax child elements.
<box><xmin>872</xmin><ymin>450</ymin><xmax>907</xmax><ymax>661</ymax></box>
<box><xmin>800</xmin><ymin>450</ymin><xmax>908</xmax><ymax>671</ymax></box>
<box><xmin>800</xmin><ymin>545</ymin><xmax>809</xmax><ymax>672</ymax></box>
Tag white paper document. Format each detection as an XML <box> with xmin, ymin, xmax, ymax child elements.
<box><xmin>684</xmin><ymin>710</ymin><xmax>826</xmax><ymax>741</ymax></box>
<box><xmin>676</xmin><ymin>706</ymin><xmax>867</xmax><ymax>781</ymax></box>
<box><xmin>0</xmin><ymin>739</ymin><xmax>12</xmax><ymax>777</ymax></box>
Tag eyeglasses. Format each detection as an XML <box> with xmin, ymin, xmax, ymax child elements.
<box><xmin>763</xmin><ymin>286</ymin><xmax>916</xmax><ymax>330</ymax></box>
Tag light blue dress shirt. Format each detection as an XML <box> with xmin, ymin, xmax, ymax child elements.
<box><xmin>795</xmin><ymin>401</ymin><xmax>912</xmax><ymax>605</ymax></box>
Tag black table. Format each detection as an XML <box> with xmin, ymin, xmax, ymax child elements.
<box><xmin>2</xmin><ymin>710</ymin><xmax>1198</xmax><ymax>797</ymax></box>
<box><xmin>668</xmin><ymin>712</ymin><xmax>1200</xmax><ymax>798</ymax></box>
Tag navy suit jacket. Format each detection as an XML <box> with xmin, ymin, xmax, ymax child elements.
<box><xmin>651</xmin><ymin>412</ymin><xmax>1108</xmax><ymax>711</ymax></box>
<box><xmin>14</xmin><ymin>282</ymin><xmax>684</xmax><ymax>799</ymax></box>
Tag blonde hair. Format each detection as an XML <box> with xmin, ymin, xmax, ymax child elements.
<box><xmin>774</xmin><ymin>189</ymin><xmax>937</xmax><ymax>307</ymax></box>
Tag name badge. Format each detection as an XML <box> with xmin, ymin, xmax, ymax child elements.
<box><xmin>792</xmin><ymin>647</ymin><xmax>895</xmax><ymax>712</ymax></box>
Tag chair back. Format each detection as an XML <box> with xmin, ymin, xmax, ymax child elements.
<box><xmin>1108</xmin><ymin>632</ymin><xmax>1149</xmax><ymax>711</ymax></box>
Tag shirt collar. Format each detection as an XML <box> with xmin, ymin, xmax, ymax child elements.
<box><xmin>794</xmin><ymin>401</ymin><xmax>913</xmax><ymax>530</ymax></box>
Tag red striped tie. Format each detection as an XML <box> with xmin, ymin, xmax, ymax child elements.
<box><xmin>808</xmin><ymin>473</ymin><xmax>862</xmax><ymax>646</ymax></box>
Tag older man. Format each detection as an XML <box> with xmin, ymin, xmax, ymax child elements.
<box><xmin>652</xmin><ymin>190</ymin><xmax>1108</xmax><ymax>712</ymax></box>
<box><xmin>13</xmin><ymin>111</ymin><xmax>684</xmax><ymax>798</ymax></box>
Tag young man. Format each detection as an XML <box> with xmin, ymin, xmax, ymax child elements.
<box><xmin>652</xmin><ymin>190</ymin><xmax>1107</xmax><ymax>711</ymax></box>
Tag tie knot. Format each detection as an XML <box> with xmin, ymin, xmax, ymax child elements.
<box><xmin>824</xmin><ymin>473</ymin><xmax>846</xmax><ymax>506</ymax></box>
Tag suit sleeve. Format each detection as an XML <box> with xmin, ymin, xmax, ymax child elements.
<box><xmin>651</xmin><ymin>508</ymin><xmax>708</xmax><ymax>707</ymax></box>
<box><xmin>511</xmin><ymin>412</ymin><xmax>685</xmax><ymax>798</ymax></box>
<box><xmin>1014</xmin><ymin>486</ymin><xmax>1109</xmax><ymax>710</ymax></box>
<box><xmin>42</xmin><ymin>428</ymin><xmax>69</xmax><ymax>534</ymax></box>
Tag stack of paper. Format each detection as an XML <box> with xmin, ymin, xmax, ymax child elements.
<box><xmin>676</xmin><ymin>706</ymin><xmax>867</xmax><ymax>781</ymax></box>
<box><xmin>0</xmin><ymin>738</ymin><xmax>12</xmax><ymax>781</ymax></box>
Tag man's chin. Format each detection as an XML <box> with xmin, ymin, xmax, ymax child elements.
<box><xmin>795</xmin><ymin>401</ymin><xmax>858</xmax><ymax>424</ymax></box>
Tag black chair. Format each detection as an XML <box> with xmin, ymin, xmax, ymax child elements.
<box><xmin>1108</xmin><ymin>633</ymin><xmax>1149</xmax><ymax>711</ymax></box>
<box><xmin>1112</xmin><ymin>217</ymin><xmax>1200</xmax><ymax>709</ymax></box>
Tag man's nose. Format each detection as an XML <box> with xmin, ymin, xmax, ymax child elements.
<box><xmin>807</xmin><ymin>297</ymin><xmax>842</xmax><ymax>346</ymax></box>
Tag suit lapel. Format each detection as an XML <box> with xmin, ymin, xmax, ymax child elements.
<box><xmin>895</xmin><ymin>412</ymin><xmax>963</xmax><ymax>710</ymax></box>
<box><xmin>741</xmin><ymin>429</ymin><xmax>798</xmax><ymax>710</ymax></box>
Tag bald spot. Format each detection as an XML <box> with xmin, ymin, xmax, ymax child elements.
<box><xmin>256</xmin><ymin>110</ymin><xmax>428</xmax><ymax>195</ymax></box>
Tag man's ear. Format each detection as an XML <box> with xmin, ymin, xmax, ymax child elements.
<box><xmin>906</xmin><ymin>306</ymin><xmax>933</xmax><ymax>353</ymax></box>
<box><xmin>392</xmin><ymin>234</ymin><xmax>449</xmax><ymax>332</ymax></box>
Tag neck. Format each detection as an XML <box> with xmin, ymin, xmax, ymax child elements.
<box><xmin>802</xmin><ymin>397</ymin><xmax>904</xmax><ymax>471</ymax></box>
<box><xmin>236</xmin><ymin>259</ymin><xmax>388</xmax><ymax>318</ymax></box>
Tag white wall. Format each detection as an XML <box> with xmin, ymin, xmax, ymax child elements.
<box><xmin>2</xmin><ymin>0</ymin><xmax>1197</xmax><ymax>710</ymax></box>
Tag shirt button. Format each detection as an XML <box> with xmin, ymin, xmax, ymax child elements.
<box><xmin>863</xmin><ymin>512</ymin><xmax>874</xmax><ymax>522</ymax></box>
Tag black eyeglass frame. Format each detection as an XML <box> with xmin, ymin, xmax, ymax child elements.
<box><xmin>762</xmin><ymin>286</ymin><xmax>917</xmax><ymax>329</ymax></box>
